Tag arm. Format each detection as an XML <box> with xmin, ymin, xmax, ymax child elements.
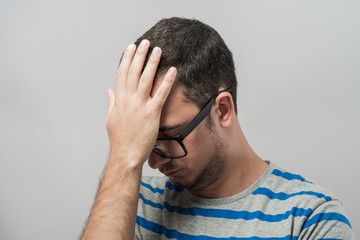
<box><xmin>81</xmin><ymin>40</ymin><xmax>176</xmax><ymax>239</ymax></box>
<box><xmin>299</xmin><ymin>199</ymin><xmax>354</xmax><ymax>239</ymax></box>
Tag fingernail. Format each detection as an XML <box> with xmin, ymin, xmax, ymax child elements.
<box><xmin>127</xmin><ymin>43</ymin><xmax>135</xmax><ymax>51</ymax></box>
<box><xmin>140</xmin><ymin>39</ymin><xmax>150</xmax><ymax>48</ymax></box>
<box><xmin>152</xmin><ymin>47</ymin><xmax>161</xmax><ymax>56</ymax></box>
<box><xmin>168</xmin><ymin>67</ymin><xmax>177</xmax><ymax>76</ymax></box>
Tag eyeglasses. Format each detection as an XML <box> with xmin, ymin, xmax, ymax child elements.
<box><xmin>153</xmin><ymin>88</ymin><xmax>231</xmax><ymax>159</ymax></box>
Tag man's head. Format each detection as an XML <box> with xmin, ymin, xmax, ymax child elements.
<box><xmin>132</xmin><ymin>17</ymin><xmax>238</xmax><ymax>192</ymax></box>
<box><xmin>147</xmin><ymin>81</ymin><xmax>232</xmax><ymax>191</ymax></box>
<box><xmin>134</xmin><ymin>17</ymin><xmax>238</xmax><ymax>114</ymax></box>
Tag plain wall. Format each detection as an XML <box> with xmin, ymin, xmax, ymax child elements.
<box><xmin>0</xmin><ymin>0</ymin><xmax>359</xmax><ymax>239</ymax></box>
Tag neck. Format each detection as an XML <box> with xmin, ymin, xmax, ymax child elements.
<box><xmin>190</xmin><ymin>120</ymin><xmax>268</xmax><ymax>198</ymax></box>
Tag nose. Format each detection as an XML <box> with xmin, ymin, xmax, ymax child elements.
<box><xmin>148</xmin><ymin>151</ymin><xmax>172</xmax><ymax>169</ymax></box>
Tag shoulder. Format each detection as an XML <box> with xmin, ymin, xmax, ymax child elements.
<box><xmin>262</xmin><ymin>163</ymin><xmax>338</xmax><ymax>203</ymax></box>
<box><xmin>250</xmin><ymin>162</ymin><xmax>341</xmax><ymax>221</ymax></box>
<box><xmin>260</xmin><ymin>162</ymin><xmax>354</xmax><ymax>239</ymax></box>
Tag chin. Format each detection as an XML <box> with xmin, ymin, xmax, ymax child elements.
<box><xmin>169</xmin><ymin>173</ymin><xmax>219</xmax><ymax>191</ymax></box>
<box><xmin>169</xmin><ymin>176</ymin><xmax>195</xmax><ymax>189</ymax></box>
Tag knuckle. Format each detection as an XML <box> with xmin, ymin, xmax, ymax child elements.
<box><xmin>143</xmin><ymin>109</ymin><xmax>153</xmax><ymax>118</ymax></box>
<box><xmin>124</xmin><ymin>48</ymin><xmax>134</xmax><ymax>56</ymax></box>
<box><xmin>128</xmin><ymin>65</ymin><xmax>139</xmax><ymax>75</ymax></box>
<box><xmin>117</xmin><ymin>68</ymin><xmax>126</xmax><ymax>77</ymax></box>
<box><xmin>150</xmin><ymin>99</ymin><xmax>162</xmax><ymax>112</ymax></box>
<box><xmin>148</xmin><ymin>56</ymin><xmax>158</xmax><ymax>65</ymax></box>
<box><xmin>139</xmin><ymin>73</ymin><xmax>150</xmax><ymax>83</ymax></box>
<box><xmin>136</xmin><ymin>47</ymin><xmax>147</xmax><ymax>55</ymax></box>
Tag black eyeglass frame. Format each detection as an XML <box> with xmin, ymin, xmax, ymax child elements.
<box><xmin>153</xmin><ymin>88</ymin><xmax>231</xmax><ymax>159</ymax></box>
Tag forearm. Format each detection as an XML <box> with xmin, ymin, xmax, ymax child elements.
<box><xmin>81</xmin><ymin>154</ymin><xmax>142</xmax><ymax>240</ymax></box>
<box><xmin>81</xmin><ymin>39</ymin><xmax>175</xmax><ymax>239</ymax></box>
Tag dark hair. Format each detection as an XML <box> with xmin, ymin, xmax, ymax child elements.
<box><xmin>134</xmin><ymin>17</ymin><xmax>237</xmax><ymax>113</ymax></box>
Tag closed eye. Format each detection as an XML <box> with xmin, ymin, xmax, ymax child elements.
<box><xmin>159</xmin><ymin>124</ymin><xmax>183</xmax><ymax>132</ymax></box>
<box><xmin>158</xmin><ymin>130</ymin><xmax>179</xmax><ymax>138</ymax></box>
<box><xmin>158</xmin><ymin>123</ymin><xmax>186</xmax><ymax>138</ymax></box>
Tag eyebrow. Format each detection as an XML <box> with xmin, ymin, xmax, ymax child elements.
<box><xmin>159</xmin><ymin>123</ymin><xmax>185</xmax><ymax>132</ymax></box>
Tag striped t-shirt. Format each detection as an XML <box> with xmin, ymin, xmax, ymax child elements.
<box><xmin>135</xmin><ymin>161</ymin><xmax>354</xmax><ymax>239</ymax></box>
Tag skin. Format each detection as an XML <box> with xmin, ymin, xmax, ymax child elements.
<box><xmin>148</xmin><ymin>76</ymin><xmax>268</xmax><ymax>198</ymax></box>
<box><xmin>81</xmin><ymin>39</ymin><xmax>268</xmax><ymax>239</ymax></box>
<box><xmin>81</xmin><ymin>40</ymin><xmax>176</xmax><ymax>239</ymax></box>
<box><xmin>148</xmin><ymin>83</ymin><xmax>228</xmax><ymax>192</ymax></box>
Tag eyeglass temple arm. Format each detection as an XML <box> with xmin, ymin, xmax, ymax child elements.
<box><xmin>179</xmin><ymin>88</ymin><xmax>231</xmax><ymax>140</ymax></box>
<box><xmin>179</xmin><ymin>98</ymin><xmax>215</xmax><ymax>140</ymax></box>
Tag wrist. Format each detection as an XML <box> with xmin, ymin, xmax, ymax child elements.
<box><xmin>108</xmin><ymin>151</ymin><xmax>145</xmax><ymax>171</ymax></box>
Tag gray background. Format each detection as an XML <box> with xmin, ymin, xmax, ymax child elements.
<box><xmin>0</xmin><ymin>0</ymin><xmax>359</xmax><ymax>239</ymax></box>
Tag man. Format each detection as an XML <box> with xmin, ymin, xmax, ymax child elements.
<box><xmin>81</xmin><ymin>17</ymin><xmax>354</xmax><ymax>239</ymax></box>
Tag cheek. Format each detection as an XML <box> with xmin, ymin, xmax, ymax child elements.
<box><xmin>183</xmin><ymin>125</ymin><xmax>213</xmax><ymax>162</ymax></box>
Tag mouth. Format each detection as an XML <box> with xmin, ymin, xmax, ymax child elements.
<box><xmin>162</xmin><ymin>169</ymin><xmax>180</xmax><ymax>177</ymax></box>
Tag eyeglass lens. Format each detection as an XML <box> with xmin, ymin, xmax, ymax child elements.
<box><xmin>154</xmin><ymin>139</ymin><xmax>186</xmax><ymax>158</ymax></box>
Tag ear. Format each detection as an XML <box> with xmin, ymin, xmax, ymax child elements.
<box><xmin>213</xmin><ymin>92</ymin><xmax>235</xmax><ymax>128</ymax></box>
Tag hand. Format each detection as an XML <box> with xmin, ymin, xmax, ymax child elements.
<box><xmin>105</xmin><ymin>39</ymin><xmax>177</xmax><ymax>167</ymax></box>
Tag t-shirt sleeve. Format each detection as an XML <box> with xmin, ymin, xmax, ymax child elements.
<box><xmin>299</xmin><ymin>199</ymin><xmax>354</xmax><ymax>239</ymax></box>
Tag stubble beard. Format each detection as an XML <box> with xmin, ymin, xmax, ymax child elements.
<box><xmin>170</xmin><ymin>125</ymin><xmax>226</xmax><ymax>191</ymax></box>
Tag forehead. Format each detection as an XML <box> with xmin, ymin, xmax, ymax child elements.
<box><xmin>151</xmin><ymin>77</ymin><xmax>199</xmax><ymax>127</ymax></box>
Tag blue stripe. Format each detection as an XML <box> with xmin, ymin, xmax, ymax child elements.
<box><xmin>165</xmin><ymin>181</ymin><xmax>185</xmax><ymax>192</ymax></box>
<box><xmin>140</xmin><ymin>180</ymin><xmax>184</xmax><ymax>195</ymax></box>
<box><xmin>140</xmin><ymin>181</ymin><xmax>165</xmax><ymax>194</ymax></box>
<box><xmin>302</xmin><ymin>212</ymin><xmax>352</xmax><ymax>230</ymax></box>
<box><xmin>139</xmin><ymin>194</ymin><xmax>312</xmax><ymax>222</ymax></box>
<box><xmin>252</xmin><ymin>187</ymin><xmax>332</xmax><ymax>201</ymax></box>
<box><xmin>272</xmin><ymin>169</ymin><xmax>312</xmax><ymax>183</ymax></box>
<box><xmin>136</xmin><ymin>216</ymin><xmax>298</xmax><ymax>240</ymax></box>
<box><xmin>139</xmin><ymin>193</ymin><xmax>163</xmax><ymax>209</ymax></box>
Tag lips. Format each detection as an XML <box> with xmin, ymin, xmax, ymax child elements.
<box><xmin>162</xmin><ymin>169</ymin><xmax>180</xmax><ymax>177</ymax></box>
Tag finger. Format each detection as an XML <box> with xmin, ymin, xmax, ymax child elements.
<box><xmin>106</xmin><ymin>88</ymin><xmax>115</xmax><ymax>126</ymax></box>
<box><xmin>127</xmin><ymin>39</ymin><xmax>150</xmax><ymax>92</ymax></box>
<box><xmin>152</xmin><ymin>67</ymin><xmax>177</xmax><ymax>110</ymax></box>
<box><xmin>116</xmin><ymin>43</ymin><xmax>136</xmax><ymax>95</ymax></box>
<box><xmin>137</xmin><ymin>46</ymin><xmax>162</xmax><ymax>97</ymax></box>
